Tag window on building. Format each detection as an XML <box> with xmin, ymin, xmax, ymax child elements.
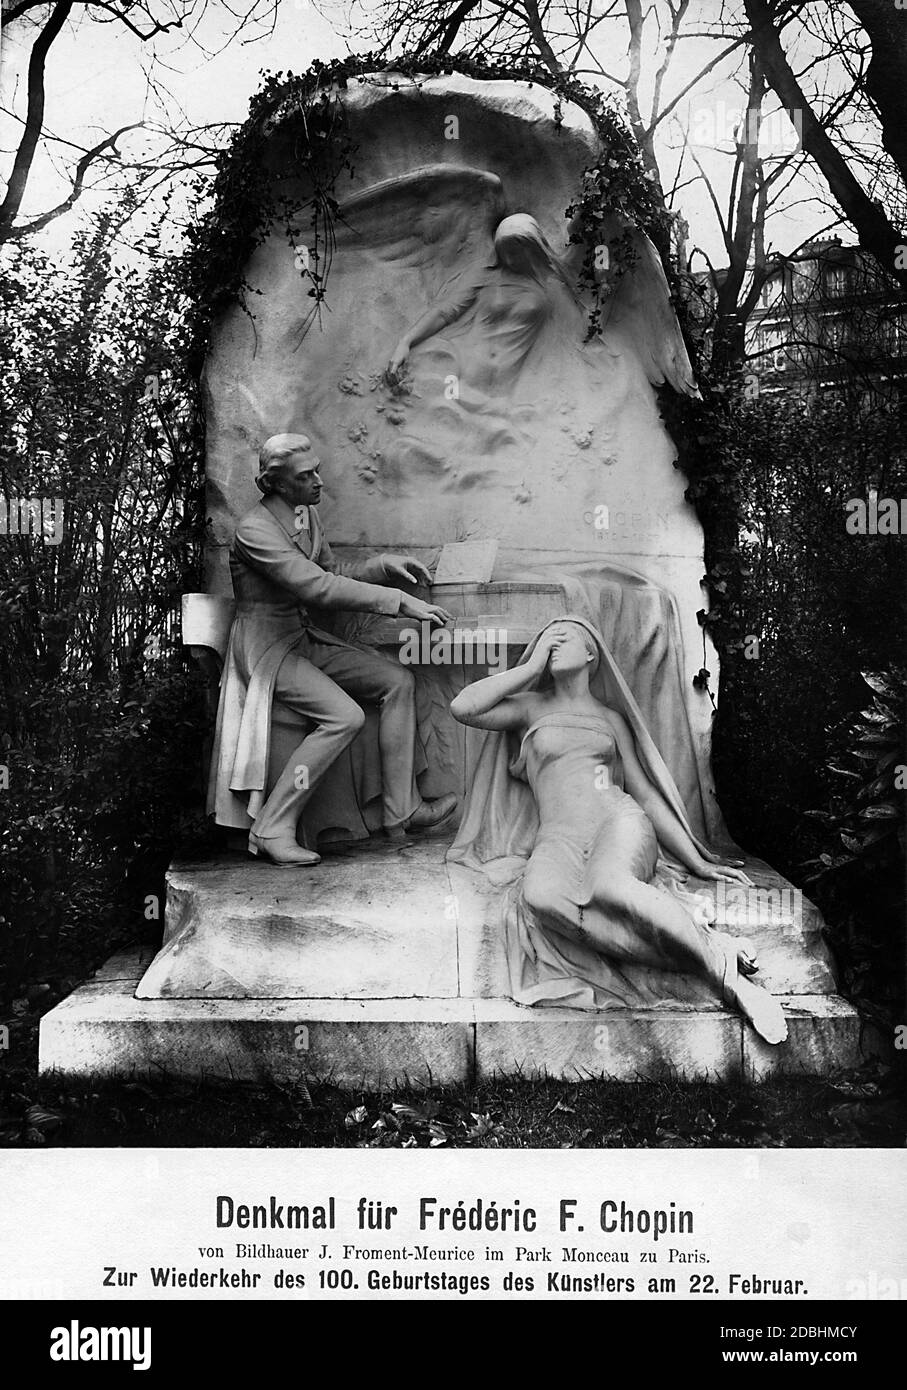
<box><xmin>825</xmin><ymin>317</ymin><xmax>843</xmax><ymax>348</ymax></box>
<box><xmin>826</xmin><ymin>265</ymin><xmax>847</xmax><ymax>297</ymax></box>
<box><xmin>876</xmin><ymin>316</ymin><xmax>907</xmax><ymax>353</ymax></box>
<box><xmin>793</xmin><ymin>262</ymin><xmax>818</xmax><ymax>300</ymax></box>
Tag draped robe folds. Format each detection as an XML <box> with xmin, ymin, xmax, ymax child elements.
<box><xmin>206</xmin><ymin>494</ymin><xmax>404</xmax><ymax>832</ymax></box>
<box><xmin>448</xmin><ymin>614</ymin><xmax>738</xmax><ymax>1010</ymax></box>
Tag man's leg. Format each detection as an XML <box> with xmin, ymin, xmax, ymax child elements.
<box><xmin>307</xmin><ymin>638</ymin><xmax>421</xmax><ymax>830</ymax></box>
<box><xmin>250</xmin><ymin>649</ymin><xmax>365</xmax><ymax>844</ymax></box>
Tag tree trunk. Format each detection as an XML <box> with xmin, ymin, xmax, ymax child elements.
<box><xmin>846</xmin><ymin>0</ymin><xmax>907</xmax><ymax>181</ymax></box>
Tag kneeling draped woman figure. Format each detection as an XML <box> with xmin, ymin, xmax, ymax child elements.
<box><xmin>448</xmin><ymin>616</ymin><xmax>787</xmax><ymax>1044</ymax></box>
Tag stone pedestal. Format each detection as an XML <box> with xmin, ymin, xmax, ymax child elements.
<box><xmin>38</xmin><ymin>837</ymin><xmax>881</xmax><ymax>1087</ymax></box>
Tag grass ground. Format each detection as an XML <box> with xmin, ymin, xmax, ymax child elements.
<box><xmin>0</xmin><ymin>1008</ymin><xmax>902</xmax><ymax>1149</ymax></box>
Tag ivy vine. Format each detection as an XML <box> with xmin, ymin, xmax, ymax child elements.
<box><xmin>178</xmin><ymin>52</ymin><xmax>669</xmax><ymax>366</ymax></box>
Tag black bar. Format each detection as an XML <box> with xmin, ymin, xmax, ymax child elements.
<box><xmin>2</xmin><ymin>1298</ymin><xmax>899</xmax><ymax>1376</ymax></box>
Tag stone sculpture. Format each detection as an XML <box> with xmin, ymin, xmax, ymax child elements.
<box><xmin>207</xmin><ymin>431</ymin><xmax>457</xmax><ymax>865</ymax></box>
<box><xmin>449</xmin><ymin>617</ymin><xmax>788</xmax><ymax>1044</ymax></box>
<box><xmin>38</xmin><ymin>73</ymin><xmax>870</xmax><ymax>1087</ymax></box>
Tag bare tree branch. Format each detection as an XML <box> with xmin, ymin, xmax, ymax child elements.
<box><xmin>744</xmin><ymin>0</ymin><xmax>907</xmax><ymax>291</ymax></box>
<box><xmin>649</xmin><ymin>0</ymin><xmax>688</xmax><ymax>131</ymax></box>
<box><xmin>0</xmin><ymin>0</ymin><xmax>74</xmax><ymax>240</ymax></box>
<box><xmin>10</xmin><ymin>123</ymin><xmax>142</xmax><ymax>238</ymax></box>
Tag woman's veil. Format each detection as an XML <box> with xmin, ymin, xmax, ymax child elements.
<box><xmin>447</xmin><ymin>614</ymin><xmax>726</xmax><ymax>883</ymax></box>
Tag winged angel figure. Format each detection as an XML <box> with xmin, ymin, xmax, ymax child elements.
<box><xmin>302</xmin><ymin>164</ymin><xmax>697</xmax><ymax>501</ymax></box>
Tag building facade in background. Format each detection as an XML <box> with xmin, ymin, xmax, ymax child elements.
<box><xmin>745</xmin><ymin>238</ymin><xmax>907</xmax><ymax>404</ymax></box>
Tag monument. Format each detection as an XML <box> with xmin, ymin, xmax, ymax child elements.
<box><xmin>38</xmin><ymin>69</ymin><xmax>876</xmax><ymax>1084</ymax></box>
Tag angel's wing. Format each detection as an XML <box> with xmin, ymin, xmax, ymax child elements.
<box><xmin>334</xmin><ymin>164</ymin><xmax>505</xmax><ymax>292</ymax></box>
<box><xmin>592</xmin><ymin>216</ymin><xmax>699</xmax><ymax>398</ymax></box>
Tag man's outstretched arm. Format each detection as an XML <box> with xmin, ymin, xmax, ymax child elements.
<box><xmin>235</xmin><ymin>523</ymin><xmax>402</xmax><ymax>615</ymax></box>
<box><xmin>318</xmin><ymin>532</ymin><xmax>433</xmax><ymax>590</ymax></box>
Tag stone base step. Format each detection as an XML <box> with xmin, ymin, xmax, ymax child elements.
<box><xmin>38</xmin><ymin>948</ymin><xmax>882</xmax><ymax>1088</ymax></box>
<box><xmin>134</xmin><ymin>841</ymin><xmax>840</xmax><ymax>1002</ymax></box>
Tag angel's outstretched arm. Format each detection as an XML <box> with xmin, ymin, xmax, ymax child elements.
<box><xmin>388</xmin><ymin>278</ymin><xmax>481</xmax><ymax>374</ymax></box>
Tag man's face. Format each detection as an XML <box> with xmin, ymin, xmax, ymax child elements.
<box><xmin>273</xmin><ymin>441</ymin><xmax>323</xmax><ymax>508</ymax></box>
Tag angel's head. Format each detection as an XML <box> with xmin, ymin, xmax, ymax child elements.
<box><xmin>493</xmin><ymin>213</ymin><xmax>578</xmax><ymax>301</ymax></box>
<box><xmin>493</xmin><ymin>214</ymin><xmax>555</xmax><ymax>276</ymax></box>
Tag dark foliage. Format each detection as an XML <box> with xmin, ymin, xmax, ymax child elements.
<box><xmin>705</xmin><ymin>395</ymin><xmax>906</xmax><ymax>1017</ymax></box>
<box><xmin>0</xmin><ymin>215</ymin><xmax>213</xmax><ymax>1002</ymax></box>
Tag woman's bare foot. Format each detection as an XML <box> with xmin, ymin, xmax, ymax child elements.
<box><xmin>713</xmin><ymin>933</ymin><xmax>786</xmax><ymax>1044</ymax></box>
<box><xmin>735</xmin><ymin>976</ymin><xmax>788</xmax><ymax>1045</ymax></box>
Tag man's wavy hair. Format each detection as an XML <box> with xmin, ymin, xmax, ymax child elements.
<box><xmin>255</xmin><ymin>433</ymin><xmax>316</xmax><ymax>495</ymax></box>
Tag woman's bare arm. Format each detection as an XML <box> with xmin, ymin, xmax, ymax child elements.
<box><xmin>449</xmin><ymin>635</ymin><xmax>555</xmax><ymax>730</ymax></box>
<box><xmin>606</xmin><ymin>709</ymin><xmax>751</xmax><ymax>883</ymax></box>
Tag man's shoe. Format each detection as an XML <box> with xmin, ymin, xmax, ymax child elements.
<box><xmin>248</xmin><ymin>832</ymin><xmax>321</xmax><ymax>867</ymax></box>
<box><xmin>406</xmin><ymin>793</ymin><xmax>458</xmax><ymax>830</ymax></box>
<box><xmin>390</xmin><ymin>792</ymin><xmax>458</xmax><ymax>837</ymax></box>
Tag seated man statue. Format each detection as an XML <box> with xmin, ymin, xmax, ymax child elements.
<box><xmin>207</xmin><ymin>431</ymin><xmax>457</xmax><ymax>866</ymax></box>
